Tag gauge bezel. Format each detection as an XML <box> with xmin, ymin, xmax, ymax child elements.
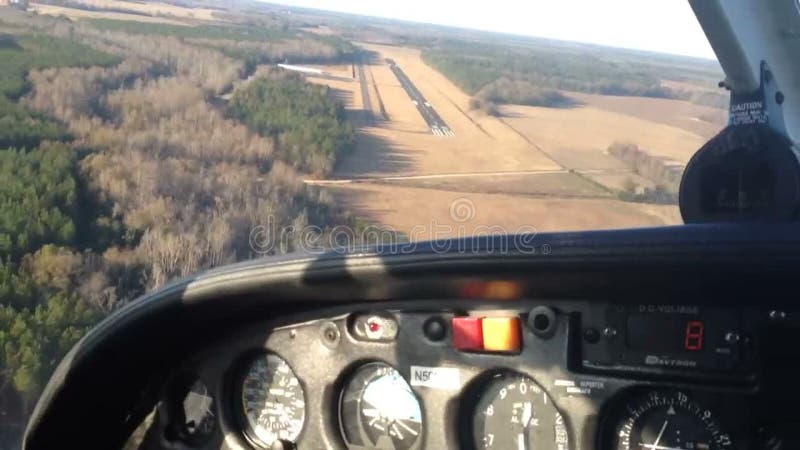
<box><xmin>459</xmin><ymin>368</ymin><xmax>570</xmax><ymax>450</ymax></box>
<box><xmin>337</xmin><ymin>360</ymin><xmax>425</xmax><ymax>450</ymax></box>
<box><xmin>596</xmin><ymin>386</ymin><xmax>735</xmax><ymax>450</ymax></box>
<box><xmin>231</xmin><ymin>350</ymin><xmax>308</xmax><ymax>450</ymax></box>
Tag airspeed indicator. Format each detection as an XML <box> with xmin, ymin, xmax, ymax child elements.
<box><xmin>239</xmin><ymin>353</ymin><xmax>306</xmax><ymax>448</ymax></box>
<box><xmin>471</xmin><ymin>372</ymin><xmax>569</xmax><ymax>450</ymax></box>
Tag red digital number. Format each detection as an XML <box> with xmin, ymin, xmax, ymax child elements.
<box><xmin>684</xmin><ymin>321</ymin><xmax>704</xmax><ymax>351</ymax></box>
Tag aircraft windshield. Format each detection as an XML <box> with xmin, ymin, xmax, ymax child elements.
<box><xmin>0</xmin><ymin>1</ymin><xmax>725</xmax><ymax>445</ymax></box>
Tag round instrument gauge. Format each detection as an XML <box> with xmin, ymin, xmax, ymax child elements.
<box><xmin>239</xmin><ymin>353</ymin><xmax>306</xmax><ymax>448</ymax></box>
<box><xmin>471</xmin><ymin>372</ymin><xmax>569</xmax><ymax>450</ymax></box>
<box><xmin>339</xmin><ymin>362</ymin><xmax>423</xmax><ymax>449</ymax></box>
<box><xmin>602</xmin><ymin>389</ymin><xmax>732</xmax><ymax>450</ymax></box>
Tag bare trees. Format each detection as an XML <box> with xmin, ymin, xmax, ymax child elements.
<box><xmin>5</xmin><ymin>12</ymin><xmax>361</xmax><ymax>300</ymax></box>
<box><xmin>189</xmin><ymin>37</ymin><xmax>343</xmax><ymax>64</ymax></box>
<box><xmin>104</xmin><ymin>78</ymin><xmax>275</xmax><ymax>164</ymax></box>
<box><xmin>25</xmin><ymin>53</ymin><xmax>344</xmax><ymax>293</ymax></box>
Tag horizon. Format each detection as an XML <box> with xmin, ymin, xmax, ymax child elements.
<box><xmin>260</xmin><ymin>0</ymin><xmax>717</xmax><ymax>60</ymax></box>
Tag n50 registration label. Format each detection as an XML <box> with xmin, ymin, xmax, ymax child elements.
<box><xmin>410</xmin><ymin>366</ymin><xmax>460</xmax><ymax>390</ymax></box>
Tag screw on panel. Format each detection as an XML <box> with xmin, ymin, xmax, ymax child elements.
<box><xmin>768</xmin><ymin>310</ymin><xmax>787</xmax><ymax>321</ymax></box>
<box><xmin>724</xmin><ymin>332</ymin><xmax>741</xmax><ymax>344</ymax></box>
<box><xmin>583</xmin><ymin>328</ymin><xmax>600</xmax><ymax>344</ymax></box>
<box><xmin>320</xmin><ymin>321</ymin><xmax>340</xmax><ymax>348</ymax></box>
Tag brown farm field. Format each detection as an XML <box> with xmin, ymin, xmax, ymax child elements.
<box><xmin>33</xmin><ymin>0</ymin><xmax>220</xmax><ymax>20</ymax></box>
<box><xmin>500</xmin><ymin>103</ymin><xmax>713</xmax><ymax>165</ymax></box>
<box><xmin>302</xmin><ymin>43</ymin><xmax>703</xmax><ymax>234</ymax></box>
<box><xmin>29</xmin><ymin>3</ymin><xmax>193</xmax><ymax>24</ymax></box>
<box><xmin>325</xmin><ymin>183</ymin><xmax>674</xmax><ymax>240</ymax></box>
<box><xmin>566</xmin><ymin>91</ymin><xmax>726</xmax><ymax>140</ymax></box>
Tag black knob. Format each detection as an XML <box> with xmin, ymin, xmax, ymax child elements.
<box><xmin>423</xmin><ymin>317</ymin><xmax>447</xmax><ymax>342</ymax></box>
<box><xmin>528</xmin><ymin>306</ymin><xmax>557</xmax><ymax>339</ymax></box>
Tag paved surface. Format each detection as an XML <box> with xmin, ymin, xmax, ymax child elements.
<box><xmin>385</xmin><ymin>58</ymin><xmax>454</xmax><ymax>137</ymax></box>
<box><xmin>356</xmin><ymin>51</ymin><xmax>374</xmax><ymax>125</ymax></box>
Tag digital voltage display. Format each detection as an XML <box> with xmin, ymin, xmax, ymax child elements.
<box><xmin>626</xmin><ymin>314</ymin><xmax>704</xmax><ymax>352</ymax></box>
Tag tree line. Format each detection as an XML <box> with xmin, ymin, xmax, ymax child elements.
<box><xmin>607</xmin><ymin>142</ymin><xmax>682</xmax><ymax>205</ymax></box>
<box><xmin>227</xmin><ymin>74</ymin><xmax>355</xmax><ymax>176</ymax></box>
<box><xmin>0</xmin><ymin>33</ymin><xmax>120</xmax><ymax>150</ymax></box>
<box><xmin>468</xmin><ymin>78</ymin><xmax>573</xmax><ymax>114</ymax></box>
<box><xmin>420</xmin><ymin>39</ymin><xmax>725</xmax><ymax>110</ymax></box>
<box><xmin>88</xmin><ymin>18</ymin><xmax>355</xmax><ymax>72</ymax></box>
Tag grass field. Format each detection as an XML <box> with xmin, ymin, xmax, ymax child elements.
<box><xmin>325</xmin><ymin>183</ymin><xmax>675</xmax><ymax>239</ymax></box>
<box><xmin>383</xmin><ymin>172</ymin><xmax>612</xmax><ymax>198</ymax></box>
<box><xmin>567</xmin><ymin>91</ymin><xmax>725</xmax><ymax>140</ymax></box>
<box><xmin>500</xmin><ymin>103</ymin><xmax>710</xmax><ymax>164</ymax></box>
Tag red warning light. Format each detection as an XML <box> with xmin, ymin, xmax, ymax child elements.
<box><xmin>368</xmin><ymin>321</ymin><xmax>381</xmax><ymax>332</ymax></box>
<box><xmin>684</xmin><ymin>321</ymin><xmax>704</xmax><ymax>351</ymax></box>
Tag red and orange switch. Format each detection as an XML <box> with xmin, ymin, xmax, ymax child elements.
<box><xmin>451</xmin><ymin>316</ymin><xmax>522</xmax><ymax>353</ymax></box>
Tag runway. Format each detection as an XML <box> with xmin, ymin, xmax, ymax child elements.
<box><xmin>385</xmin><ymin>58</ymin><xmax>454</xmax><ymax>137</ymax></box>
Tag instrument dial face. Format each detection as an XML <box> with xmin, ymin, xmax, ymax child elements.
<box><xmin>472</xmin><ymin>372</ymin><xmax>569</xmax><ymax>450</ymax></box>
<box><xmin>240</xmin><ymin>353</ymin><xmax>306</xmax><ymax>448</ymax></box>
<box><xmin>608</xmin><ymin>389</ymin><xmax>732</xmax><ymax>450</ymax></box>
<box><xmin>340</xmin><ymin>362</ymin><xmax>423</xmax><ymax>449</ymax></box>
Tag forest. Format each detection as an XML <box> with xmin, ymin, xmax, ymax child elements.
<box><xmin>0</xmin><ymin>11</ymin><xmax>357</xmax><ymax>447</ymax></box>
<box><xmin>421</xmin><ymin>40</ymin><xmax>728</xmax><ymax>110</ymax></box>
<box><xmin>0</xmin><ymin>34</ymin><xmax>120</xmax><ymax>149</ymax></box>
<box><xmin>88</xmin><ymin>18</ymin><xmax>355</xmax><ymax>70</ymax></box>
<box><xmin>228</xmin><ymin>75</ymin><xmax>355</xmax><ymax>176</ymax></box>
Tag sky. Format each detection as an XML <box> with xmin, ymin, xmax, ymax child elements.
<box><xmin>262</xmin><ymin>0</ymin><xmax>716</xmax><ymax>59</ymax></box>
